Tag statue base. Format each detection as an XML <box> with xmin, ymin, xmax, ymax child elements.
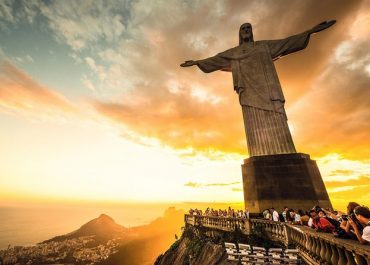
<box><xmin>241</xmin><ymin>153</ymin><xmax>332</xmax><ymax>214</ymax></box>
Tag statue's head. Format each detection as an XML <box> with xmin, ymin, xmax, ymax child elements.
<box><xmin>239</xmin><ymin>23</ymin><xmax>254</xmax><ymax>44</ymax></box>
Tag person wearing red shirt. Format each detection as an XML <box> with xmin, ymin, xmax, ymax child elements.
<box><xmin>309</xmin><ymin>210</ymin><xmax>335</xmax><ymax>233</ymax></box>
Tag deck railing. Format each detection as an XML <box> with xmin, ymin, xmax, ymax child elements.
<box><xmin>184</xmin><ymin>214</ymin><xmax>370</xmax><ymax>265</ymax></box>
<box><xmin>288</xmin><ymin>224</ymin><xmax>370</xmax><ymax>265</ymax></box>
<box><xmin>184</xmin><ymin>214</ymin><xmax>249</xmax><ymax>233</ymax></box>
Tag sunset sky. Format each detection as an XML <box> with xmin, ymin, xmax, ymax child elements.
<box><xmin>0</xmin><ymin>0</ymin><xmax>369</xmax><ymax>211</ymax></box>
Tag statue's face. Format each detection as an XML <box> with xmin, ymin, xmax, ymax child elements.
<box><xmin>240</xmin><ymin>23</ymin><xmax>252</xmax><ymax>41</ymax></box>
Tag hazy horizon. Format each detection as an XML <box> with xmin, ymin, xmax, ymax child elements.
<box><xmin>0</xmin><ymin>201</ymin><xmax>246</xmax><ymax>249</ymax></box>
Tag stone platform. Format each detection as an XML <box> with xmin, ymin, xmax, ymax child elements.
<box><xmin>241</xmin><ymin>153</ymin><xmax>332</xmax><ymax>213</ymax></box>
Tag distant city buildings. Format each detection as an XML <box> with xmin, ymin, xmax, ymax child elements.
<box><xmin>0</xmin><ymin>236</ymin><xmax>120</xmax><ymax>265</ymax></box>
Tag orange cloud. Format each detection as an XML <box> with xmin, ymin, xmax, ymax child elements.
<box><xmin>324</xmin><ymin>174</ymin><xmax>370</xmax><ymax>210</ymax></box>
<box><xmin>325</xmin><ymin>175</ymin><xmax>370</xmax><ymax>188</ymax></box>
<box><xmin>327</xmin><ymin>184</ymin><xmax>370</xmax><ymax>211</ymax></box>
<box><xmin>94</xmin><ymin>82</ymin><xmax>246</xmax><ymax>155</ymax></box>
<box><xmin>290</xmin><ymin>58</ymin><xmax>370</xmax><ymax>160</ymax></box>
<box><xmin>184</xmin><ymin>182</ymin><xmax>201</xmax><ymax>188</ymax></box>
<box><xmin>0</xmin><ymin>62</ymin><xmax>77</xmax><ymax>119</ymax></box>
<box><xmin>92</xmin><ymin>0</ymin><xmax>368</xmax><ymax>160</ymax></box>
<box><xmin>329</xmin><ymin>170</ymin><xmax>356</xmax><ymax>177</ymax></box>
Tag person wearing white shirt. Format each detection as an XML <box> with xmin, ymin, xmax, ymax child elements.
<box><xmin>349</xmin><ymin>206</ymin><xmax>370</xmax><ymax>244</ymax></box>
<box><xmin>271</xmin><ymin>208</ymin><xmax>279</xmax><ymax>222</ymax></box>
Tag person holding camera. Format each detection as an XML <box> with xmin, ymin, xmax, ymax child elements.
<box><xmin>349</xmin><ymin>206</ymin><xmax>370</xmax><ymax>244</ymax></box>
<box><xmin>340</xmin><ymin>202</ymin><xmax>364</xmax><ymax>239</ymax></box>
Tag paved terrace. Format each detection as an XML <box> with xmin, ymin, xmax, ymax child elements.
<box><xmin>184</xmin><ymin>214</ymin><xmax>370</xmax><ymax>265</ymax></box>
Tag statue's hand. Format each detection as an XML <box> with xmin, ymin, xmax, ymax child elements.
<box><xmin>310</xmin><ymin>20</ymin><xmax>336</xmax><ymax>34</ymax></box>
<box><xmin>180</xmin><ymin>60</ymin><xmax>197</xmax><ymax>67</ymax></box>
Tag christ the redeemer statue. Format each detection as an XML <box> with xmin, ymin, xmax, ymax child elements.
<box><xmin>181</xmin><ymin>21</ymin><xmax>335</xmax><ymax>156</ymax></box>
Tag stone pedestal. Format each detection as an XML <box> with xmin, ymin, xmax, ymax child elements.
<box><xmin>242</xmin><ymin>153</ymin><xmax>332</xmax><ymax>213</ymax></box>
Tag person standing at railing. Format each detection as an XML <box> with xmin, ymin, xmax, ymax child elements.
<box><xmin>298</xmin><ymin>210</ymin><xmax>309</xmax><ymax>225</ymax></box>
<box><xmin>309</xmin><ymin>210</ymin><xmax>335</xmax><ymax>233</ymax></box>
<box><xmin>289</xmin><ymin>209</ymin><xmax>302</xmax><ymax>225</ymax></box>
<box><xmin>282</xmin><ymin>207</ymin><xmax>289</xmax><ymax>222</ymax></box>
<box><xmin>263</xmin><ymin>209</ymin><xmax>272</xmax><ymax>220</ymax></box>
<box><xmin>271</xmin><ymin>208</ymin><xmax>279</xmax><ymax>222</ymax></box>
<box><xmin>349</xmin><ymin>206</ymin><xmax>370</xmax><ymax>244</ymax></box>
<box><xmin>245</xmin><ymin>209</ymin><xmax>250</xmax><ymax>220</ymax></box>
<box><xmin>338</xmin><ymin>202</ymin><xmax>364</xmax><ymax>240</ymax></box>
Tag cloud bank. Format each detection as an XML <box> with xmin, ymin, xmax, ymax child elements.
<box><xmin>90</xmin><ymin>0</ymin><xmax>369</xmax><ymax>159</ymax></box>
<box><xmin>1</xmin><ymin>0</ymin><xmax>368</xmax><ymax>159</ymax></box>
<box><xmin>0</xmin><ymin>62</ymin><xmax>77</xmax><ymax>120</ymax></box>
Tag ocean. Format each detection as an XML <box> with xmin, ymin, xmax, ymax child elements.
<box><xmin>0</xmin><ymin>202</ymin><xmax>177</xmax><ymax>249</ymax></box>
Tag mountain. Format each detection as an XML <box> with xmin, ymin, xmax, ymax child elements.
<box><xmin>43</xmin><ymin>213</ymin><xmax>127</xmax><ymax>243</ymax></box>
<box><xmin>39</xmin><ymin>208</ymin><xmax>185</xmax><ymax>265</ymax></box>
<box><xmin>1</xmin><ymin>209</ymin><xmax>185</xmax><ymax>265</ymax></box>
<box><xmin>98</xmin><ymin>207</ymin><xmax>185</xmax><ymax>265</ymax></box>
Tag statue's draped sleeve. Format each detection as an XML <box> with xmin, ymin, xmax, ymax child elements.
<box><xmin>267</xmin><ymin>31</ymin><xmax>311</xmax><ymax>60</ymax></box>
<box><xmin>196</xmin><ymin>55</ymin><xmax>231</xmax><ymax>73</ymax></box>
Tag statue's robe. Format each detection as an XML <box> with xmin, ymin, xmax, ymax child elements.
<box><xmin>196</xmin><ymin>31</ymin><xmax>311</xmax><ymax>156</ymax></box>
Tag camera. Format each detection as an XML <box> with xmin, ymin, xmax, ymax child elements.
<box><xmin>349</xmin><ymin>213</ymin><xmax>356</xmax><ymax>221</ymax></box>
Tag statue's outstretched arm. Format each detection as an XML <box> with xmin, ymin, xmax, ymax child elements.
<box><xmin>180</xmin><ymin>55</ymin><xmax>230</xmax><ymax>73</ymax></box>
<box><xmin>180</xmin><ymin>60</ymin><xmax>198</xmax><ymax>67</ymax></box>
<box><xmin>308</xmin><ymin>20</ymin><xmax>336</xmax><ymax>34</ymax></box>
<box><xmin>268</xmin><ymin>20</ymin><xmax>336</xmax><ymax>60</ymax></box>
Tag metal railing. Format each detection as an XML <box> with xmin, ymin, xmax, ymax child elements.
<box><xmin>184</xmin><ymin>214</ymin><xmax>370</xmax><ymax>265</ymax></box>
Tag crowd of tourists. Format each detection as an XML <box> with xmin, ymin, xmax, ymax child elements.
<box><xmin>261</xmin><ymin>202</ymin><xmax>370</xmax><ymax>244</ymax></box>
<box><xmin>189</xmin><ymin>206</ymin><xmax>249</xmax><ymax>219</ymax></box>
<box><xmin>188</xmin><ymin>202</ymin><xmax>370</xmax><ymax>244</ymax></box>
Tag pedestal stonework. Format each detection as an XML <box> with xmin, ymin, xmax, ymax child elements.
<box><xmin>242</xmin><ymin>153</ymin><xmax>332</xmax><ymax>213</ymax></box>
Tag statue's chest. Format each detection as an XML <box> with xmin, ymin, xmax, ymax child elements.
<box><xmin>234</xmin><ymin>44</ymin><xmax>267</xmax><ymax>58</ymax></box>
<box><xmin>237</xmin><ymin>46</ymin><xmax>270</xmax><ymax>71</ymax></box>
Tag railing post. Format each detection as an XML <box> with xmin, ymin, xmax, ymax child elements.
<box><xmin>315</xmin><ymin>238</ymin><xmax>322</xmax><ymax>261</ymax></box>
<box><xmin>330</xmin><ymin>244</ymin><xmax>339</xmax><ymax>265</ymax></box>
<box><xmin>271</xmin><ymin>223</ymin><xmax>276</xmax><ymax>236</ymax></box>
<box><xmin>324</xmin><ymin>240</ymin><xmax>332</xmax><ymax>265</ymax></box>
<box><xmin>304</xmin><ymin>233</ymin><xmax>310</xmax><ymax>253</ymax></box>
<box><xmin>308</xmin><ymin>236</ymin><xmax>315</xmax><ymax>259</ymax></box>
<box><xmin>244</xmin><ymin>219</ymin><xmax>251</xmax><ymax>235</ymax></box>
<box><xmin>344</xmin><ymin>249</ymin><xmax>356</xmax><ymax>265</ymax></box>
<box><xmin>354</xmin><ymin>253</ymin><xmax>367</xmax><ymax>265</ymax></box>
<box><xmin>337</xmin><ymin>247</ymin><xmax>347</xmax><ymax>265</ymax></box>
<box><xmin>283</xmin><ymin>224</ymin><xmax>291</xmax><ymax>246</ymax></box>
<box><xmin>319</xmin><ymin>238</ymin><xmax>327</xmax><ymax>263</ymax></box>
<box><xmin>311</xmin><ymin>237</ymin><xmax>318</xmax><ymax>260</ymax></box>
